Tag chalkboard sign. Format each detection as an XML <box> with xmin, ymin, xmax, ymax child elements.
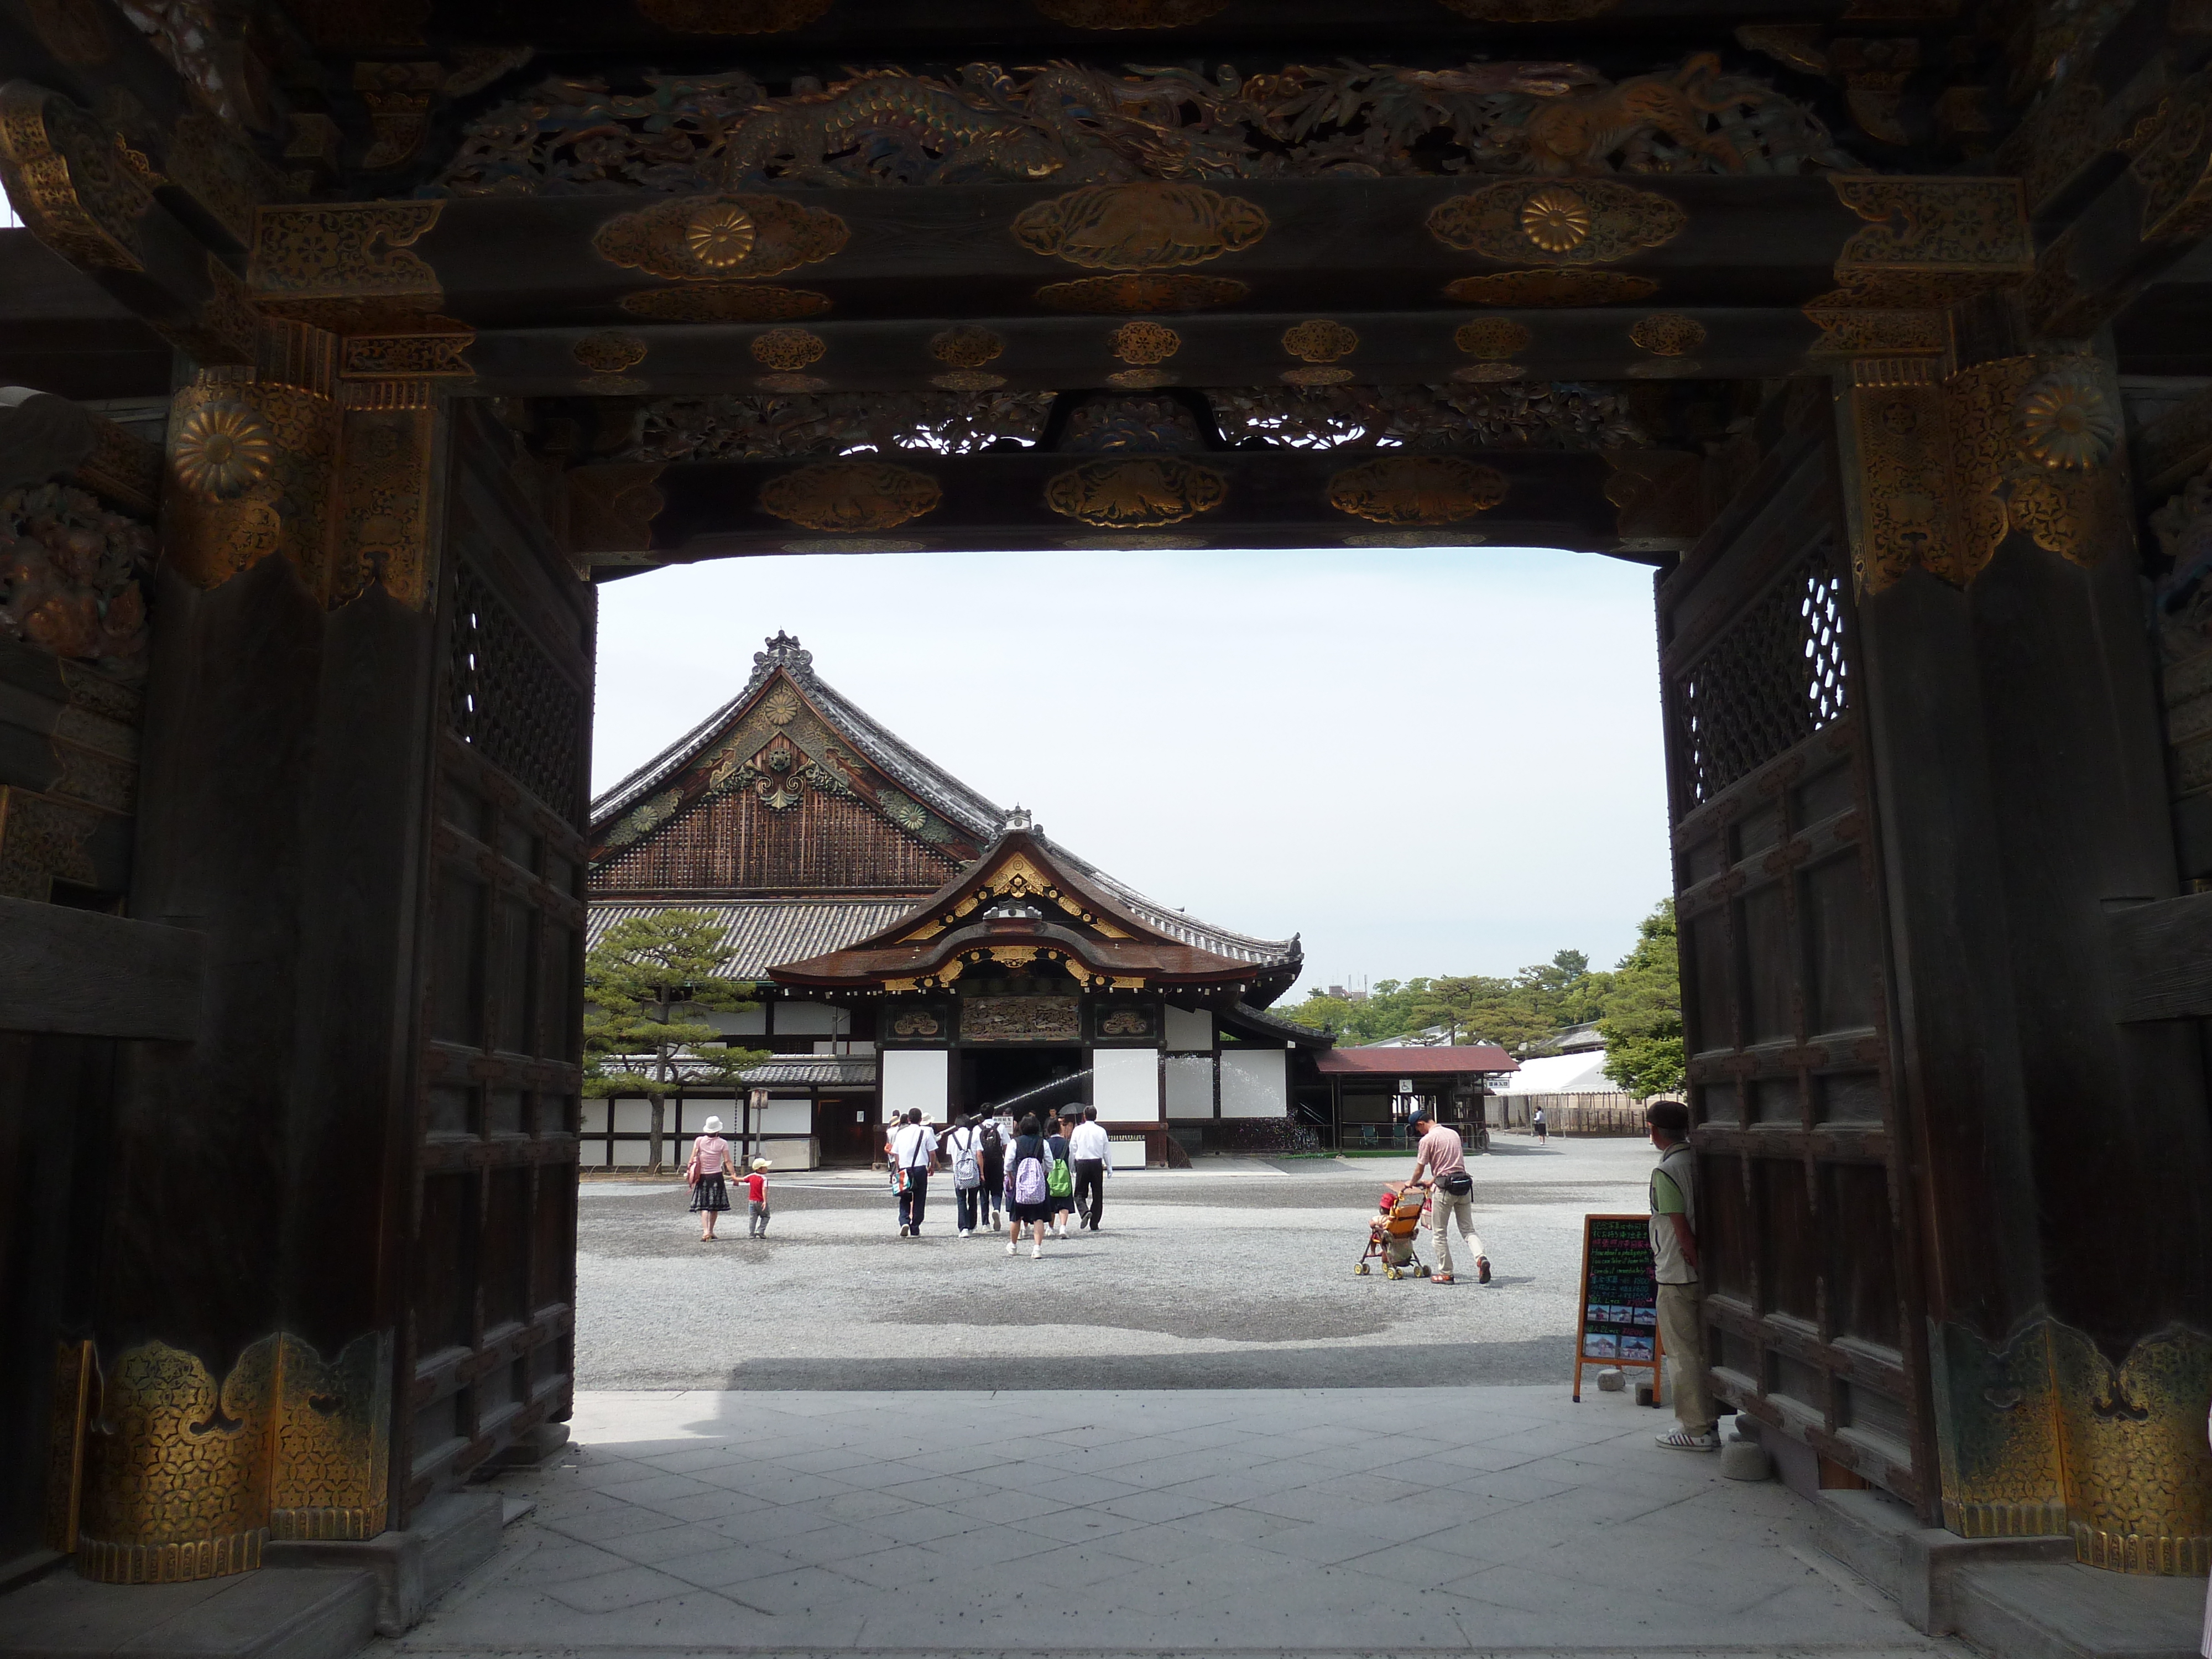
<box><xmin>1572</xmin><ymin>1213</ymin><xmax>1663</xmax><ymax>1403</ymax></box>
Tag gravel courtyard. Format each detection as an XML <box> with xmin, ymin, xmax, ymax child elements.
<box><xmin>577</xmin><ymin>1135</ymin><xmax>1652</xmax><ymax>1391</ymax></box>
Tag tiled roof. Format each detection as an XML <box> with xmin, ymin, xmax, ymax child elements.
<box><xmin>589</xmin><ymin>633</ymin><xmax>1001</xmax><ymax>836</ymax></box>
<box><xmin>740</xmin><ymin>1055</ymin><xmax>878</xmax><ymax>1087</ymax></box>
<box><xmin>587</xmin><ymin>635</ymin><xmax>1296</xmax><ymax>978</ymax></box>
<box><xmin>1315</xmin><ymin>1045</ymin><xmax>1520</xmax><ymax>1076</ymax></box>
<box><xmin>587</xmin><ymin>898</ymin><xmax>917</xmax><ymax>978</ymax></box>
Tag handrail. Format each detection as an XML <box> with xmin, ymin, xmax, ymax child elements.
<box><xmin>975</xmin><ymin>1068</ymin><xmax>1092</xmax><ymax>1118</ymax></box>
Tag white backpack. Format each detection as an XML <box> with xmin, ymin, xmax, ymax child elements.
<box><xmin>952</xmin><ymin>1127</ymin><xmax>982</xmax><ymax>1189</ymax></box>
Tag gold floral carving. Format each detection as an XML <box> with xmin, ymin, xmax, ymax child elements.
<box><xmin>173</xmin><ymin>401</ymin><xmax>275</xmax><ymax>499</ymax></box>
<box><xmin>595</xmin><ymin>194</ymin><xmax>848</xmax><ymax>281</ymax></box>
<box><xmin>929</xmin><ymin>323</ymin><xmax>1009</xmax><ymax>365</ymax></box>
<box><xmin>1044</xmin><ymin>457</ymin><xmax>1225</xmax><ymax>527</ymax></box>
<box><xmin>1035</xmin><ymin>273</ymin><xmax>1248</xmax><ymax>312</ymax></box>
<box><xmin>0</xmin><ymin>84</ymin><xmax>154</xmax><ymax>272</ymax></box>
<box><xmin>248</xmin><ymin>203</ymin><xmax>446</xmax><ymax>330</ymax></box>
<box><xmin>1452</xmin><ymin>362</ymin><xmax>1526</xmax><ymax>383</ymax></box>
<box><xmin>2049</xmin><ymin>1321</ymin><xmax>2212</xmax><ymax>1575</ymax></box>
<box><xmin>163</xmin><ymin>374</ymin><xmax>340</xmax><ymax>597</ymax></box>
<box><xmin>619</xmin><ymin>283</ymin><xmax>831</xmax><ymax>321</ymax></box>
<box><xmin>1027</xmin><ymin>0</ymin><xmax>1232</xmax><ymax>22</ymax></box>
<box><xmin>932</xmin><ymin>371</ymin><xmax>1005</xmax><ymax>391</ymax></box>
<box><xmin>1847</xmin><ymin>352</ymin><xmax>2122</xmax><ymax>594</ymax></box>
<box><xmin>77</xmin><ymin>1339</ymin><xmax>275</xmax><ymax>1583</ymax></box>
<box><xmin>755</xmin><ymin>372</ymin><xmax>828</xmax><ymax>392</ymax></box>
<box><xmin>1455</xmin><ymin>317</ymin><xmax>1532</xmax><ymax>359</ymax></box>
<box><xmin>1110</xmin><ymin>320</ymin><xmax>1180</xmax><ymax>364</ymax></box>
<box><xmin>1428</xmin><ymin>179</ymin><xmax>1685</xmax><ymax>264</ymax></box>
<box><xmin>2129</xmin><ymin>76</ymin><xmax>2212</xmax><ymax>244</ymax></box>
<box><xmin>781</xmin><ymin>537</ymin><xmax>928</xmax><ymax>553</ymax></box>
<box><xmin>760</xmin><ymin>461</ymin><xmax>942</xmax><ymax>531</ymax></box>
<box><xmin>332</xmin><ymin>398</ymin><xmax>440</xmax><ymax>608</ymax></box>
<box><xmin>1282</xmin><ymin>320</ymin><xmax>1358</xmax><ymax>363</ymax></box>
<box><xmin>73</xmin><ymin>1332</ymin><xmax>396</xmax><ymax>1583</ymax></box>
<box><xmin>568</xmin><ymin>463</ymin><xmax>667</xmax><ymax>555</ymax></box>
<box><xmin>1013</xmin><ymin>182</ymin><xmax>1267</xmax><ymax>269</ymax></box>
<box><xmin>1327</xmin><ymin>455</ymin><xmax>1507</xmax><ymax>526</ymax></box>
<box><xmin>1816</xmin><ymin>177</ymin><xmax>2034</xmax><ymax>308</ymax></box>
<box><xmin>573</xmin><ymin>332</ymin><xmax>650</xmax><ymax>375</ymax></box>
<box><xmin>1345</xmin><ymin>529</ymin><xmax>1488</xmax><ymax>546</ymax></box>
<box><xmin>1283</xmin><ymin>367</ymin><xmax>1354</xmax><ymax>386</ymax></box>
<box><xmin>341</xmin><ymin>332</ymin><xmax>473</xmax><ymax>379</ymax></box>
<box><xmin>1802</xmin><ymin>307</ymin><xmax>1947</xmax><ymax>357</ymax></box>
<box><xmin>636</xmin><ymin>0</ymin><xmax>833</xmax><ymax>30</ymax></box>
<box><xmin>1444</xmin><ymin>270</ymin><xmax>1658</xmax><ymax>306</ymax></box>
<box><xmin>164</xmin><ymin>111</ymin><xmax>279</xmax><ymax>248</ymax></box>
<box><xmin>268</xmin><ymin>1332</ymin><xmax>391</xmax><ymax>1541</ymax></box>
<box><xmin>931</xmin><ymin>326</ymin><xmax>1003</xmax><ymax>368</ymax></box>
<box><xmin>0</xmin><ymin>785</ymin><xmax>98</xmax><ymax>901</ymax></box>
<box><xmin>1630</xmin><ymin>312</ymin><xmax>1706</xmax><ymax>356</ymax></box>
<box><xmin>753</xmin><ymin>326</ymin><xmax>827</xmax><ymax>370</ymax></box>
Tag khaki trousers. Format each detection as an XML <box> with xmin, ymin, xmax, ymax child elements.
<box><xmin>1656</xmin><ymin>1281</ymin><xmax>1717</xmax><ymax>1433</ymax></box>
<box><xmin>1429</xmin><ymin>1190</ymin><xmax>1483</xmax><ymax>1275</ymax></box>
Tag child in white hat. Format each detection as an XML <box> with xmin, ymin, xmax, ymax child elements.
<box><xmin>745</xmin><ymin>1158</ymin><xmax>773</xmax><ymax>1238</ymax></box>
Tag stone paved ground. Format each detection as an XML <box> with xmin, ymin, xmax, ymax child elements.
<box><xmin>579</xmin><ymin>1136</ymin><xmax>1654</xmax><ymax>1390</ymax></box>
<box><xmin>387</xmin><ymin>1385</ymin><xmax>1970</xmax><ymax>1659</ymax></box>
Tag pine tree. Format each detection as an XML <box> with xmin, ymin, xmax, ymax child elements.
<box><xmin>583</xmin><ymin>911</ymin><xmax>771</xmax><ymax>1171</ymax></box>
<box><xmin>1598</xmin><ymin>900</ymin><xmax>1684</xmax><ymax>1097</ymax></box>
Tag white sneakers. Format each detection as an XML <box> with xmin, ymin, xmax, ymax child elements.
<box><xmin>958</xmin><ymin>1228</ymin><xmax>971</xmax><ymax>1237</ymax></box>
<box><xmin>1031</xmin><ymin>1244</ymin><xmax>1042</xmax><ymax>1259</ymax></box>
<box><xmin>1006</xmin><ymin>1241</ymin><xmax>1016</xmax><ymax>1255</ymax></box>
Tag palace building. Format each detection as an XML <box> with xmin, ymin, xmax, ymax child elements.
<box><xmin>585</xmin><ymin>632</ymin><xmax>1324</xmax><ymax>1166</ymax></box>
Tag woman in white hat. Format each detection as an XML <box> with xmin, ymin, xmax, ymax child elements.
<box><xmin>686</xmin><ymin>1115</ymin><xmax>738</xmax><ymax>1241</ymax></box>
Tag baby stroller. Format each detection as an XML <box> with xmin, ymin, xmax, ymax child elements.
<box><xmin>1355</xmin><ymin>1181</ymin><xmax>1431</xmax><ymax>1280</ymax></box>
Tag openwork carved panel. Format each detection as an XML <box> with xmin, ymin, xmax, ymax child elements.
<box><xmin>447</xmin><ymin>561</ymin><xmax>585</xmax><ymax>812</ymax></box>
<box><xmin>1212</xmin><ymin>381</ymin><xmax>1646</xmax><ymax>452</ymax></box>
<box><xmin>1672</xmin><ymin>546</ymin><xmax>1849</xmax><ymax>808</ymax></box>
<box><xmin>625</xmin><ymin>391</ymin><xmax>1053</xmax><ymax>463</ymax></box>
<box><xmin>437</xmin><ymin>55</ymin><xmax>1859</xmax><ymax>197</ymax></box>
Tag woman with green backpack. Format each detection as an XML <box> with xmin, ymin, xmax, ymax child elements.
<box><xmin>1044</xmin><ymin>1112</ymin><xmax>1077</xmax><ymax>1239</ymax></box>
<box><xmin>1004</xmin><ymin>1114</ymin><xmax>1056</xmax><ymax>1259</ymax></box>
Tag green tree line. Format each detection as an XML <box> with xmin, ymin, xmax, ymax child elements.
<box><xmin>1276</xmin><ymin>900</ymin><xmax>1683</xmax><ymax>1097</ymax></box>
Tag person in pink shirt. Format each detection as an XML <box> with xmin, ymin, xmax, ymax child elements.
<box><xmin>1409</xmin><ymin>1112</ymin><xmax>1489</xmax><ymax>1285</ymax></box>
<box><xmin>687</xmin><ymin>1117</ymin><xmax>738</xmax><ymax>1241</ymax></box>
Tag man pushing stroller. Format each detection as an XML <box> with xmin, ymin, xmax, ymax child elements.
<box><xmin>1408</xmin><ymin>1112</ymin><xmax>1490</xmax><ymax>1285</ymax></box>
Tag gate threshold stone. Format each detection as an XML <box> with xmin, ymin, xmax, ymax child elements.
<box><xmin>0</xmin><ymin>1567</ymin><xmax>375</xmax><ymax>1659</ymax></box>
<box><xmin>1815</xmin><ymin>1487</ymin><xmax>2204</xmax><ymax>1658</ymax></box>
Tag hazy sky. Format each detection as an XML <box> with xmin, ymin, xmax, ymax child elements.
<box><xmin>593</xmin><ymin>544</ymin><xmax>1671</xmax><ymax>998</ymax></box>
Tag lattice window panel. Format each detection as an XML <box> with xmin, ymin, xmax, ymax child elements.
<box><xmin>1675</xmin><ymin>551</ymin><xmax>1849</xmax><ymax>808</ymax></box>
<box><xmin>447</xmin><ymin>561</ymin><xmax>584</xmax><ymax>811</ymax></box>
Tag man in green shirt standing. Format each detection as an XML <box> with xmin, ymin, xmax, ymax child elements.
<box><xmin>1647</xmin><ymin>1100</ymin><xmax>1720</xmax><ymax>1451</ymax></box>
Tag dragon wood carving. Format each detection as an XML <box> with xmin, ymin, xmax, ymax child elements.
<box><xmin>436</xmin><ymin>55</ymin><xmax>1858</xmax><ymax>196</ymax></box>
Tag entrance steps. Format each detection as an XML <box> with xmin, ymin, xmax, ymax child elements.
<box><xmin>1815</xmin><ymin>1484</ymin><xmax>2205</xmax><ymax>1659</ymax></box>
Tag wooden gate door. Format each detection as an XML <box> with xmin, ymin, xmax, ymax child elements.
<box><xmin>1657</xmin><ymin>404</ymin><xmax>1935</xmax><ymax>1516</ymax></box>
<box><xmin>398</xmin><ymin>407</ymin><xmax>594</xmax><ymax>1516</ymax></box>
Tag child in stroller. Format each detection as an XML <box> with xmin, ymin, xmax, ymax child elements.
<box><xmin>1355</xmin><ymin>1181</ymin><xmax>1432</xmax><ymax>1280</ymax></box>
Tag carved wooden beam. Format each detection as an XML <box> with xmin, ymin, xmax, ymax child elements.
<box><xmin>389</xmin><ymin>0</ymin><xmax>1882</xmax><ymax>56</ymax></box>
<box><xmin>0</xmin><ymin>387</ymin><xmax>161</xmax><ymax>512</ymax></box>
<box><xmin>567</xmin><ymin>445</ymin><xmax>1704</xmax><ymax>566</ymax></box>
<box><xmin>0</xmin><ymin>894</ymin><xmax>202</xmax><ymax>1040</ymax></box>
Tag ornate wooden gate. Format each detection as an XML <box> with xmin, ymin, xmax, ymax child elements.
<box><xmin>399</xmin><ymin>409</ymin><xmax>593</xmax><ymax>1515</ymax></box>
<box><xmin>1658</xmin><ymin>407</ymin><xmax>1935</xmax><ymax>1515</ymax></box>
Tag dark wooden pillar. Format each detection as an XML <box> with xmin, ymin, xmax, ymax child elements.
<box><xmin>1840</xmin><ymin>345</ymin><xmax>2212</xmax><ymax>1571</ymax></box>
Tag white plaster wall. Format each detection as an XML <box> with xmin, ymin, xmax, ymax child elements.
<box><xmin>1164</xmin><ymin>1004</ymin><xmax>1214</xmax><ymax>1052</ymax></box>
<box><xmin>1219</xmin><ymin>1049</ymin><xmax>1288</xmax><ymax>1118</ymax></box>
<box><xmin>882</xmin><ymin>1048</ymin><xmax>948</xmax><ymax>1120</ymax></box>
<box><xmin>776</xmin><ymin>1002</ymin><xmax>848</xmax><ymax>1035</ymax></box>
<box><xmin>701</xmin><ymin>1006</ymin><xmax>768</xmax><ymax>1035</ymax></box>
<box><xmin>1094</xmin><ymin>1047</ymin><xmax>1161</xmax><ymax>1120</ymax></box>
<box><xmin>1164</xmin><ymin>1053</ymin><xmax>1214</xmax><ymax>1116</ymax></box>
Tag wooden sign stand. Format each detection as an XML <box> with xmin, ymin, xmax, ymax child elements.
<box><xmin>1572</xmin><ymin>1212</ymin><xmax>1665</xmax><ymax>1405</ymax></box>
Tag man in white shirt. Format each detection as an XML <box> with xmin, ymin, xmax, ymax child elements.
<box><xmin>890</xmin><ymin>1108</ymin><xmax>938</xmax><ymax>1237</ymax></box>
<box><xmin>1068</xmin><ymin>1105</ymin><xmax>1112</xmax><ymax>1231</ymax></box>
